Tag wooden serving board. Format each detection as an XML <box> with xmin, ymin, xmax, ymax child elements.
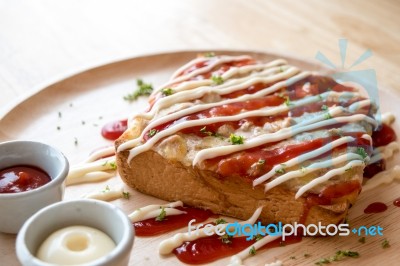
<box><xmin>1</xmin><ymin>51</ymin><xmax>399</xmax><ymax>266</ymax></box>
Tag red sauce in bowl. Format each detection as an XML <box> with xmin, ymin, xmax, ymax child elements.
<box><xmin>0</xmin><ymin>165</ymin><xmax>51</xmax><ymax>193</ymax></box>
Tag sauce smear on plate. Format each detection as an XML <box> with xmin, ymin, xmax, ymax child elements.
<box><xmin>101</xmin><ymin>119</ymin><xmax>128</xmax><ymax>140</ymax></box>
<box><xmin>364</xmin><ymin>202</ymin><xmax>388</xmax><ymax>214</ymax></box>
<box><xmin>134</xmin><ymin>206</ymin><xmax>213</xmax><ymax>236</ymax></box>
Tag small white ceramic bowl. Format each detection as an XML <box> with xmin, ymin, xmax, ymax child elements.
<box><xmin>16</xmin><ymin>199</ymin><xmax>134</xmax><ymax>266</ymax></box>
<box><xmin>0</xmin><ymin>140</ymin><xmax>69</xmax><ymax>234</ymax></box>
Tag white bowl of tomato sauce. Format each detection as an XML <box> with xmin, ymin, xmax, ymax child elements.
<box><xmin>0</xmin><ymin>140</ymin><xmax>69</xmax><ymax>234</ymax></box>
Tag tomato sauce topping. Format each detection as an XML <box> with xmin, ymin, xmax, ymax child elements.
<box><xmin>173</xmin><ymin>234</ymin><xmax>302</xmax><ymax>264</ymax></box>
<box><xmin>101</xmin><ymin>119</ymin><xmax>128</xmax><ymax>140</ymax></box>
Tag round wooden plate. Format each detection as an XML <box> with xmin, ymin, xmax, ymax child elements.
<box><xmin>1</xmin><ymin>51</ymin><xmax>399</xmax><ymax>266</ymax></box>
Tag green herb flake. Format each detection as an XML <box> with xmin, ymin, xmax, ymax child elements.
<box><xmin>356</xmin><ymin>147</ymin><xmax>368</xmax><ymax>160</ymax></box>
<box><xmin>109</xmin><ymin>161</ymin><xmax>117</xmax><ymax>170</ymax></box>
<box><xmin>304</xmin><ymin>253</ymin><xmax>311</xmax><ymax>258</ymax></box>
<box><xmin>220</xmin><ymin>234</ymin><xmax>232</xmax><ymax>244</ymax></box>
<box><xmin>321</xmin><ymin>105</ymin><xmax>328</xmax><ymax>111</ymax></box>
<box><xmin>215</xmin><ymin>218</ymin><xmax>227</xmax><ymax>225</ymax></box>
<box><xmin>102</xmin><ymin>185</ymin><xmax>110</xmax><ymax>193</ymax></box>
<box><xmin>284</xmin><ymin>97</ymin><xmax>293</xmax><ymax>106</ymax></box>
<box><xmin>204</xmin><ymin>52</ymin><xmax>216</xmax><ymax>57</ymax></box>
<box><xmin>148</xmin><ymin>129</ymin><xmax>159</xmax><ymax>138</ymax></box>
<box><xmin>155</xmin><ymin>207</ymin><xmax>166</xmax><ymax>222</ymax></box>
<box><xmin>229</xmin><ymin>134</ymin><xmax>244</xmax><ymax>145</ymax></box>
<box><xmin>315</xmin><ymin>250</ymin><xmax>359</xmax><ymax>265</ymax></box>
<box><xmin>211</xmin><ymin>75</ymin><xmax>224</xmax><ymax>85</ymax></box>
<box><xmin>161</xmin><ymin>88</ymin><xmax>174</xmax><ymax>96</ymax></box>
<box><xmin>290</xmin><ymin>256</ymin><xmax>296</xmax><ymax>260</ymax></box>
<box><xmin>81</xmin><ymin>120</ymin><xmax>86</xmax><ymax>125</ymax></box>
<box><xmin>254</xmin><ymin>234</ymin><xmax>263</xmax><ymax>241</ymax></box>
<box><xmin>57</xmin><ymin>126</ymin><xmax>61</xmax><ymax>130</ymax></box>
<box><xmin>249</xmin><ymin>246</ymin><xmax>256</xmax><ymax>255</ymax></box>
<box><xmin>257</xmin><ymin>159</ymin><xmax>266</xmax><ymax>165</ymax></box>
<box><xmin>275</xmin><ymin>165</ymin><xmax>286</xmax><ymax>175</ymax></box>
<box><xmin>382</xmin><ymin>239</ymin><xmax>390</xmax><ymax>249</ymax></box>
<box><xmin>74</xmin><ymin>137</ymin><xmax>78</xmax><ymax>146</ymax></box>
<box><xmin>318</xmin><ymin>94</ymin><xmax>323</xmax><ymax>101</ymax></box>
<box><xmin>358</xmin><ymin>237</ymin><xmax>366</xmax><ymax>244</ymax></box>
<box><xmin>58</xmin><ymin>111</ymin><xmax>62</xmax><ymax>118</ymax></box>
<box><xmin>324</xmin><ymin>113</ymin><xmax>332</xmax><ymax>120</ymax></box>
<box><xmin>123</xmin><ymin>79</ymin><xmax>153</xmax><ymax>102</ymax></box>
<box><xmin>122</xmin><ymin>191</ymin><xmax>130</xmax><ymax>199</ymax></box>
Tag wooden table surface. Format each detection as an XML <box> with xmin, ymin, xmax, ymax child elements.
<box><xmin>1</xmin><ymin>1</ymin><xmax>400</xmax><ymax>266</ymax></box>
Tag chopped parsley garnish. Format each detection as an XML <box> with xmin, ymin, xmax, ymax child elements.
<box><xmin>229</xmin><ymin>134</ymin><xmax>244</xmax><ymax>145</ymax></box>
<box><xmin>284</xmin><ymin>97</ymin><xmax>293</xmax><ymax>106</ymax></box>
<box><xmin>57</xmin><ymin>126</ymin><xmax>61</xmax><ymax>130</ymax></box>
<box><xmin>200</xmin><ymin>126</ymin><xmax>220</xmax><ymax>137</ymax></box>
<box><xmin>58</xmin><ymin>111</ymin><xmax>62</xmax><ymax>118</ymax></box>
<box><xmin>215</xmin><ymin>218</ymin><xmax>227</xmax><ymax>225</ymax></box>
<box><xmin>356</xmin><ymin>147</ymin><xmax>368</xmax><ymax>160</ymax></box>
<box><xmin>279</xmin><ymin>66</ymin><xmax>285</xmax><ymax>73</ymax></box>
<box><xmin>358</xmin><ymin>237</ymin><xmax>366</xmax><ymax>244</ymax></box>
<box><xmin>300</xmin><ymin>166</ymin><xmax>307</xmax><ymax>173</ymax></box>
<box><xmin>290</xmin><ymin>256</ymin><xmax>296</xmax><ymax>260</ymax></box>
<box><xmin>211</xmin><ymin>75</ymin><xmax>224</xmax><ymax>85</ymax></box>
<box><xmin>304</xmin><ymin>253</ymin><xmax>311</xmax><ymax>258</ymax></box>
<box><xmin>123</xmin><ymin>79</ymin><xmax>153</xmax><ymax>102</ymax></box>
<box><xmin>315</xmin><ymin>250</ymin><xmax>359</xmax><ymax>265</ymax></box>
<box><xmin>382</xmin><ymin>239</ymin><xmax>390</xmax><ymax>249</ymax></box>
<box><xmin>275</xmin><ymin>164</ymin><xmax>286</xmax><ymax>175</ymax></box>
<box><xmin>324</xmin><ymin>113</ymin><xmax>332</xmax><ymax>120</ymax></box>
<box><xmin>122</xmin><ymin>191</ymin><xmax>130</xmax><ymax>199</ymax></box>
<box><xmin>257</xmin><ymin>159</ymin><xmax>266</xmax><ymax>165</ymax></box>
<box><xmin>148</xmin><ymin>129</ymin><xmax>159</xmax><ymax>138</ymax></box>
<box><xmin>81</xmin><ymin>120</ymin><xmax>86</xmax><ymax>125</ymax></box>
<box><xmin>318</xmin><ymin>94</ymin><xmax>323</xmax><ymax>101</ymax></box>
<box><xmin>220</xmin><ymin>234</ymin><xmax>233</xmax><ymax>244</ymax></box>
<box><xmin>321</xmin><ymin>105</ymin><xmax>328</xmax><ymax>111</ymax></box>
<box><xmin>249</xmin><ymin>246</ymin><xmax>256</xmax><ymax>255</ymax></box>
<box><xmin>109</xmin><ymin>161</ymin><xmax>117</xmax><ymax>170</ymax></box>
<box><xmin>254</xmin><ymin>234</ymin><xmax>263</xmax><ymax>241</ymax></box>
<box><xmin>155</xmin><ymin>207</ymin><xmax>166</xmax><ymax>222</ymax></box>
<box><xmin>204</xmin><ymin>52</ymin><xmax>216</xmax><ymax>57</ymax></box>
<box><xmin>161</xmin><ymin>88</ymin><xmax>174</xmax><ymax>96</ymax></box>
<box><xmin>102</xmin><ymin>185</ymin><xmax>111</xmax><ymax>193</ymax></box>
<box><xmin>74</xmin><ymin>137</ymin><xmax>78</xmax><ymax>146</ymax></box>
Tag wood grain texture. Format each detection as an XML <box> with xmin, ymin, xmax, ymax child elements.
<box><xmin>0</xmin><ymin>51</ymin><xmax>400</xmax><ymax>266</ymax></box>
<box><xmin>0</xmin><ymin>0</ymin><xmax>399</xmax><ymax>265</ymax></box>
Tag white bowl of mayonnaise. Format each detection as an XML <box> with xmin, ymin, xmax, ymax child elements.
<box><xmin>16</xmin><ymin>199</ymin><xmax>134</xmax><ymax>266</ymax></box>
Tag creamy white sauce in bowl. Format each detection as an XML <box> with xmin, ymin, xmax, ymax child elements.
<box><xmin>16</xmin><ymin>199</ymin><xmax>134</xmax><ymax>266</ymax></box>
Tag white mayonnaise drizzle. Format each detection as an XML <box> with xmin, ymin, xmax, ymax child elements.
<box><xmin>381</xmin><ymin>112</ymin><xmax>395</xmax><ymax>125</ymax></box>
<box><xmin>83</xmin><ymin>147</ymin><xmax>115</xmax><ymax>163</ymax></box>
<box><xmin>84</xmin><ymin>185</ymin><xmax>124</xmax><ymax>201</ymax></box>
<box><xmin>158</xmin><ymin>207</ymin><xmax>263</xmax><ymax>255</ymax></box>
<box><xmin>128</xmin><ymin>201</ymin><xmax>185</xmax><ymax>223</ymax></box>
<box><xmin>66</xmin><ymin>171</ymin><xmax>114</xmax><ymax>186</ymax></box>
<box><xmin>67</xmin><ymin>157</ymin><xmax>117</xmax><ymax>180</ymax></box>
<box><xmin>363</xmin><ymin>165</ymin><xmax>400</xmax><ymax>192</ymax></box>
<box><xmin>228</xmin><ymin>235</ymin><xmax>281</xmax><ymax>266</ymax></box>
<box><xmin>369</xmin><ymin>141</ymin><xmax>399</xmax><ymax>164</ymax></box>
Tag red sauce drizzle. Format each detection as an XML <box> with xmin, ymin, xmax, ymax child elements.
<box><xmin>101</xmin><ymin>119</ymin><xmax>128</xmax><ymax>140</ymax></box>
<box><xmin>372</xmin><ymin>124</ymin><xmax>397</xmax><ymax>147</ymax></box>
<box><xmin>0</xmin><ymin>165</ymin><xmax>51</xmax><ymax>193</ymax></box>
<box><xmin>393</xmin><ymin>198</ymin><xmax>400</xmax><ymax>207</ymax></box>
<box><xmin>133</xmin><ymin>206</ymin><xmax>213</xmax><ymax>236</ymax></box>
<box><xmin>364</xmin><ymin>202</ymin><xmax>388</xmax><ymax>214</ymax></box>
<box><xmin>173</xmin><ymin>234</ymin><xmax>302</xmax><ymax>264</ymax></box>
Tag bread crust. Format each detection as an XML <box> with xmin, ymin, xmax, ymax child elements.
<box><xmin>116</xmin><ymin>132</ymin><xmax>360</xmax><ymax>226</ymax></box>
